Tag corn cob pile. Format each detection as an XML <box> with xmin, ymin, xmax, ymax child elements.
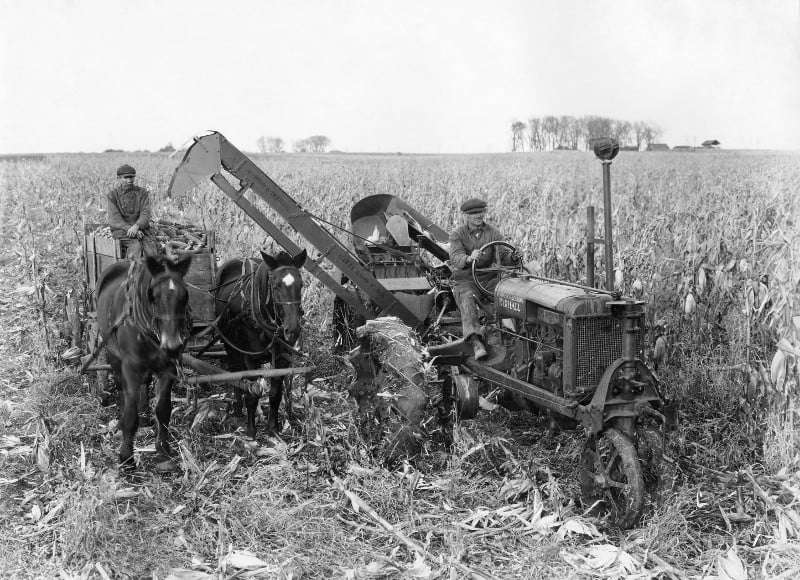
<box><xmin>90</xmin><ymin>221</ymin><xmax>210</xmax><ymax>252</ymax></box>
<box><xmin>152</xmin><ymin>220</ymin><xmax>210</xmax><ymax>251</ymax></box>
<box><xmin>90</xmin><ymin>225</ymin><xmax>113</xmax><ymax>237</ymax></box>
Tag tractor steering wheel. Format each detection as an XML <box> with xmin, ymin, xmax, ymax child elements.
<box><xmin>471</xmin><ymin>240</ymin><xmax>523</xmax><ymax>296</ymax></box>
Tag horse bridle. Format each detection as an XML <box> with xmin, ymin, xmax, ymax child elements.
<box><xmin>146</xmin><ymin>275</ymin><xmax>192</xmax><ymax>343</ymax></box>
<box><xmin>115</xmin><ymin>264</ymin><xmax>191</xmax><ymax>349</ymax></box>
<box><xmin>251</xmin><ymin>261</ymin><xmax>303</xmax><ymax>335</ymax></box>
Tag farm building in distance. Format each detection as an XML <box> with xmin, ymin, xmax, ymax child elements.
<box><xmin>646</xmin><ymin>143</ymin><xmax>670</xmax><ymax>151</ymax></box>
<box><xmin>673</xmin><ymin>145</ymin><xmax>694</xmax><ymax>151</ymax></box>
<box><xmin>701</xmin><ymin>139</ymin><xmax>721</xmax><ymax>149</ymax></box>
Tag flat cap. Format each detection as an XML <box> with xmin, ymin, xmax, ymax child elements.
<box><xmin>116</xmin><ymin>164</ymin><xmax>136</xmax><ymax>177</ymax></box>
<box><xmin>460</xmin><ymin>197</ymin><xmax>487</xmax><ymax>214</ymax></box>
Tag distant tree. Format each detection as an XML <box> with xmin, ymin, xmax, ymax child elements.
<box><xmin>542</xmin><ymin>116</ymin><xmax>560</xmax><ymax>150</ymax></box>
<box><xmin>611</xmin><ymin>121</ymin><xmax>632</xmax><ymax>147</ymax></box>
<box><xmin>266</xmin><ymin>137</ymin><xmax>284</xmax><ymax>153</ymax></box>
<box><xmin>527</xmin><ymin>117</ymin><xmax>543</xmax><ymax>151</ymax></box>
<box><xmin>293</xmin><ymin>139</ymin><xmax>310</xmax><ymax>153</ymax></box>
<box><xmin>258</xmin><ymin>136</ymin><xmax>285</xmax><ymax>153</ymax></box>
<box><xmin>584</xmin><ymin>116</ymin><xmax>613</xmax><ymax>150</ymax></box>
<box><xmin>633</xmin><ymin>122</ymin><xmax>648</xmax><ymax>151</ymax></box>
<box><xmin>158</xmin><ymin>142</ymin><xmax>175</xmax><ymax>153</ymax></box>
<box><xmin>511</xmin><ymin>121</ymin><xmax>526</xmax><ymax>152</ymax></box>
<box><xmin>562</xmin><ymin>116</ymin><xmax>580</xmax><ymax>150</ymax></box>
<box><xmin>515</xmin><ymin>115</ymin><xmax>665</xmax><ymax>151</ymax></box>
<box><xmin>307</xmin><ymin>135</ymin><xmax>331</xmax><ymax>153</ymax></box>
<box><xmin>641</xmin><ymin>123</ymin><xmax>662</xmax><ymax>149</ymax></box>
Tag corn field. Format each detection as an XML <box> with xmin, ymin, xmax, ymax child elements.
<box><xmin>1</xmin><ymin>149</ymin><xmax>800</xmax><ymax>578</ymax></box>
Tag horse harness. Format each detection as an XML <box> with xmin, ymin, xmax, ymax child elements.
<box><xmin>212</xmin><ymin>259</ymin><xmax>302</xmax><ymax>357</ymax></box>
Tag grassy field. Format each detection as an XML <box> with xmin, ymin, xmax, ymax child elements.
<box><xmin>1</xmin><ymin>149</ymin><xmax>799</xmax><ymax>578</ymax></box>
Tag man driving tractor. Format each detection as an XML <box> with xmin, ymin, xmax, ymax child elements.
<box><xmin>107</xmin><ymin>164</ymin><xmax>158</xmax><ymax>258</ymax></box>
<box><xmin>448</xmin><ymin>197</ymin><xmax>518</xmax><ymax>360</ymax></box>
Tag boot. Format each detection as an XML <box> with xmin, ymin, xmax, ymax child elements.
<box><xmin>470</xmin><ymin>336</ymin><xmax>488</xmax><ymax>361</ymax></box>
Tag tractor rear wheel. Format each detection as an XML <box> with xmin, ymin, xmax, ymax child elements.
<box><xmin>579</xmin><ymin>428</ymin><xmax>645</xmax><ymax>528</ymax></box>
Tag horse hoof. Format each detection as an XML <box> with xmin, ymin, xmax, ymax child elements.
<box><xmin>118</xmin><ymin>458</ymin><xmax>141</xmax><ymax>478</ymax></box>
<box><xmin>155</xmin><ymin>457</ymin><xmax>180</xmax><ymax>473</ymax></box>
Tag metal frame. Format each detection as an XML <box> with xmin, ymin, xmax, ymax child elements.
<box><xmin>169</xmin><ymin>132</ymin><xmax>426</xmax><ymax>329</ymax></box>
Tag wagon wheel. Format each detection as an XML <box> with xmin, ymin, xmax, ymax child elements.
<box><xmin>579</xmin><ymin>428</ymin><xmax>645</xmax><ymax>528</ymax></box>
<box><xmin>332</xmin><ymin>295</ymin><xmax>365</xmax><ymax>352</ymax></box>
<box><xmin>471</xmin><ymin>240</ymin><xmax>523</xmax><ymax>296</ymax></box>
<box><xmin>452</xmin><ymin>372</ymin><xmax>479</xmax><ymax>420</ymax></box>
<box><xmin>85</xmin><ymin>319</ymin><xmax>108</xmax><ymax>397</ymax></box>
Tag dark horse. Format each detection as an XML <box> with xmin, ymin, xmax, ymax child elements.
<box><xmin>96</xmin><ymin>254</ymin><xmax>192</xmax><ymax>468</ymax></box>
<box><xmin>215</xmin><ymin>249</ymin><xmax>307</xmax><ymax>439</ymax></box>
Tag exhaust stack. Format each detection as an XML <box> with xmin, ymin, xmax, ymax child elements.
<box><xmin>591</xmin><ymin>138</ymin><xmax>620</xmax><ymax>292</ymax></box>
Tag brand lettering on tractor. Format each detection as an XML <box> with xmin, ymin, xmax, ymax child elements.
<box><xmin>497</xmin><ymin>293</ymin><xmax>522</xmax><ymax>313</ymax></box>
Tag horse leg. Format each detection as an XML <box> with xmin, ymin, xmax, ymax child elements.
<box><xmin>226</xmin><ymin>350</ymin><xmax>246</xmax><ymax>417</ymax></box>
<box><xmin>278</xmin><ymin>354</ymin><xmax>300</xmax><ymax>427</ymax></box>
<box><xmin>243</xmin><ymin>390</ymin><xmax>260</xmax><ymax>439</ymax></box>
<box><xmin>154</xmin><ymin>371</ymin><xmax>179</xmax><ymax>472</ymax></box>
<box><xmin>266</xmin><ymin>373</ymin><xmax>283</xmax><ymax>435</ymax></box>
<box><xmin>154</xmin><ymin>371</ymin><xmax>176</xmax><ymax>457</ymax></box>
<box><xmin>119</xmin><ymin>362</ymin><xmax>142</xmax><ymax>468</ymax></box>
<box><xmin>137</xmin><ymin>372</ymin><xmax>153</xmax><ymax>426</ymax></box>
<box><xmin>283</xmin><ymin>376</ymin><xmax>295</xmax><ymax>424</ymax></box>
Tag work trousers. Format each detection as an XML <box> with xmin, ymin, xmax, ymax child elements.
<box><xmin>452</xmin><ymin>280</ymin><xmax>484</xmax><ymax>340</ymax></box>
<box><xmin>120</xmin><ymin>233</ymin><xmax>159</xmax><ymax>260</ymax></box>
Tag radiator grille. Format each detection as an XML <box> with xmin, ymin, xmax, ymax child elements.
<box><xmin>574</xmin><ymin>316</ymin><xmax>644</xmax><ymax>391</ymax></box>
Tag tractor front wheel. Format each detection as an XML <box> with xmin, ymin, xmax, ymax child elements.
<box><xmin>579</xmin><ymin>428</ymin><xmax>645</xmax><ymax>528</ymax></box>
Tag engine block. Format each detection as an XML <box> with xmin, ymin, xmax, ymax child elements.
<box><xmin>495</xmin><ymin>276</ymin><xmax>644</xmax><ymax>397</ymax></box>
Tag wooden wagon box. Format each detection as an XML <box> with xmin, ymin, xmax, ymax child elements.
<box><xmin>83</xmin><ymin>224</ymin><xmax>218</xmax><ymax>328</ymax></box>
<box><xmin>184</xmin><ymin>248</ymin><xmax>216</xmax><ymax>327</ymax></box>
<box><xmin>83</xmin><ymin>225</ymin><xmax>123</xmax><ymax>293</ymax></box>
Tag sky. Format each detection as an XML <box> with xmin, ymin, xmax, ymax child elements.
<box><xmin>1</xmin><ymin>0</ymin><xmax>798</xmax><ymax>153</ymax></box>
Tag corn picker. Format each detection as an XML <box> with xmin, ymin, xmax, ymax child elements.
<box><xmin>168</xmin><ymin>132</ymin><xmax>674</xmax><ymax>527</ymax></box>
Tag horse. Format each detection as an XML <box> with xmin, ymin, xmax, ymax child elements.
<box><xmin>96</xmin><ymin>254</ymin><xmax>193</xmax><ymax>469</ymax></box>
<box><xmin>214</xmin><ymin>249</ymin><xmax>307</xmax><ymax>439</ymax></box>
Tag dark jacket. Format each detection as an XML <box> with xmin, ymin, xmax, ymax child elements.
<box><xmin>107</xmin><ymin>183</ymin><xmax>152</xmax><ymax>238</ymax></box>
<box><xmin>448</xmin><ymin>222</ymin><xmax>512</xmax><ymax>282</ymax></box>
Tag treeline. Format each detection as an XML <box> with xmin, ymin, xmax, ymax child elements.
<box><xmin>256</xmin><ymin>135</ymin><xmax>331</xmax><ymax>154</ymax></box>
<box><xmin>511</xmin><ymin>116</ymin><xmax>662</xmax><ymax>152</ymax></box>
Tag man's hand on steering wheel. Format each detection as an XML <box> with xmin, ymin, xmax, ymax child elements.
<box><xmin>471</xmin><ymin>240</ymin><xmax>522</xmax><ymax>295</ymax></box>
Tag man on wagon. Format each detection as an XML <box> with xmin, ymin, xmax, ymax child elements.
<box><xmin>448</xmin><ymin>197</ymin><xmax>518</xmax><ymax>360</ymax></box>
<box><xmin>107</xmin><ymin>164</ymin><xmax>158</xmax><ymax>258</ymax></box>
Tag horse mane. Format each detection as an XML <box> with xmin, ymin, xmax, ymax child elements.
<box><xmin>124</xmin><ymin>261</ymin><xmax>158</xmax><ymax>336</ymax></box>
<box><xmin>251</xmin><ymin>259</ymin><xmax>274</xmax><ymax>332</ymax></box>
<box><xmin>124</xmin><ymin>259</ymin><xmax>191</xmax><ymax>338</ymax></box>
